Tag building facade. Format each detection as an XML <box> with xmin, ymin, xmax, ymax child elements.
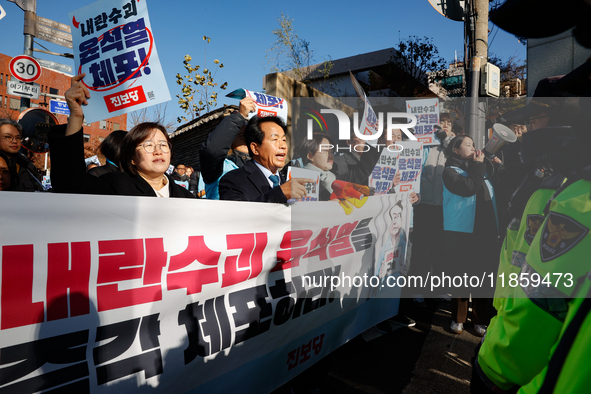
<box><xmin>0</xmin><ymin>52</ymin><xmax>127</xmax><ymax>147</ymax></box>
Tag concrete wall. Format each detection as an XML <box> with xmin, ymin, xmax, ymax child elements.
<box><xmin>528</xmin><ymin>30</ymin><xmax>591</xmax><ymax>95</ymax></box>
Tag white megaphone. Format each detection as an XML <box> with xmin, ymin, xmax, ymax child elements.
<box><xmin>483</xmin><ymin>123</ymin><xmax>517</xmax><ymax>160</ymax></box>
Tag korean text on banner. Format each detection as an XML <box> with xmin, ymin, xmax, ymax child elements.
<box><xmin>406</xmin><ymin>98</ymin><xmax>440</xmax><ymax>145</ymax></box>
<box><xmin>0</xmin><ymin>193</ymin><xmax>405</xmax><ymax>393</ymax></box>
<box><xmin>69</xmin><ymin>0</ymin><xmax>171</xmax><ymax>123</ymax></box>
<box><xmin>226</xmin><ymin>88</ymin><xmax>288</xmax><ymax>124</ymax></box>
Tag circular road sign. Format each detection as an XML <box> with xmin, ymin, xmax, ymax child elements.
<box><xmin>9</xmin><ymin>55</ymin><xmax>42</xmax><ymax>83</ymax></box>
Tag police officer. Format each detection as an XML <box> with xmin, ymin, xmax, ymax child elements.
<box><xmin>472</xmin><ymin>62</ymin><xmax>591</xmax><ymax>393</ymax></box>
<box><xmin>517</xmin><ymin>167</ymin><xmax>591</xmax><ymax>394</ymax></box>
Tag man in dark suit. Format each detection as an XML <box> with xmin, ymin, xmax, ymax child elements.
<box><xmin>219</xmin><ymin>116</ymin><xmax>310</xmax><ymax>203</ymax></box>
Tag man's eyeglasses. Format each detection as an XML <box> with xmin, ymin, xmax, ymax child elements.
<box><xmin>137</xmin><ymin>142</ymin><xmax>171</xmax><ymax>154</ymax></box>
<box><xmin>2</xmin><ymin>135</ymin><xmax>22</xmax><ymax>142</ymax></box>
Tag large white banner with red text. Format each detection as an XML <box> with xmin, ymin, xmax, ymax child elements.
<box><xmin>0</xmin><ymin>192</ymin><xmax>407</xmax><ymax>393</ymax></box>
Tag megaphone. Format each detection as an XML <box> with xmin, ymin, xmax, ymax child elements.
<box><xmin>483</xmin><ymin>123</ymin><xmax>517</xmax><ymax>160</ymax></box>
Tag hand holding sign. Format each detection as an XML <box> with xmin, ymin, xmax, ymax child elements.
<box><xmin>239</xmin><ymin>97</ymin><xmax>256</xmax><ymax>119</ymax></box>
<box><xmin>65</xmin><ymin>74</ymin><xmax>91</xmax><ymax>136</ymax></box>
<box><xmin>281</xmin><ymin>178</ymin><xmax>314</xmax><ymax>201</ymax></box>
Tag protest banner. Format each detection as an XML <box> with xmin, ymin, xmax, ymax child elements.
<box><xmin>406</xmin><ymin>98</ymin><xmax>440</xmax><ymax>145</ymax></box>
<box><xmin>0</xmin><ymin>193</ymin><xmax>407</xmax><ymax>393</ymax></box>
<box><xmin>69</xmin><ymin>0</ymin><xmax>171</xmax><ymax>123</ymax></box>
<box><xmin>226</xmin><ymin>89</ymin><xmax>288</xmax><ymax>123</ymax></box>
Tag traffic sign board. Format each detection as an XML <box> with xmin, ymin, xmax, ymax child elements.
<box><xmin>36</xmin><ymin>58</ymin><xmax>73</xmax><ymax>74</ymax></box>
<box><xmin>49</xmin><ymin>100</ymin><xmax>70</xmax><ymax>115</ymax></box>
<box><xmin>9</xmin><ymin>55</ymin><xmax>42</xmax><ymax>83</ymax></box>
<box><xmin>7</xmin><ymin>80</ymin><xmax>40</xmax><ymax>100</ymax></box>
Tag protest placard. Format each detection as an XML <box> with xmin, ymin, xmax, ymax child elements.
<box><xmin>287</xmin><ymin>166</ymin><xmax>320</xmax><ymax>202</ymax></box>
<box><xmin>69</xmin><ymin>0</ymin><xmax>171</xmax><ymax>123</ymax></box>
<box><xmin>406</xmin><ymin>98</ymin><xmax>439</xmax><ymax>145</ymax></box>
<box><xmin>226</xmin><ymin>88</ymin><xmax>288</xmax><ymax>123</ymax></box>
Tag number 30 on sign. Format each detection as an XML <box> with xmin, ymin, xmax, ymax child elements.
<box><xmin>9</xmin><ymin>55</ymin><xmax>42</xmax><ymax>83</ymax></box>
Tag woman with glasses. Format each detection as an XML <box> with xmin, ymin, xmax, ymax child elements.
<box><xmin>49</xmin><ymin>74</ymin><xmax>194</xmax><ymax>198</ymax></box>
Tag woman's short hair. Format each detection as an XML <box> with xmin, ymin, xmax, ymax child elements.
<box><xmin>295</xmin><ymin>132</ymin><xmax>334</xmax><ymax>165</ymax></box>
<box><xmin>446</xmin><ymin>134</ymin><xmax>473</xmax><ymax>158</ymax></box>
<box><xmin>97</xmin><ymin>130</ymin><xmax>127</xmax><ymax>168</ymax></box>
<box><xmin>120</xmin><ymin>122</ymin><xmax>171</xmax><ymax>175</ymax></box>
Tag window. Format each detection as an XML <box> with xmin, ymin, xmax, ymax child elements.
<box><xmin>99</xmin><ymin>120</ymin><xmax>107</xmax><ymax>130</ymax></box>
<box><xmin>83</xmin><ymin>134</ymin><xmax>90</xmax><ymax>143</ymax></box>
<box><xmin>49</xmin><ymin>87</ymin><xmax>58</xmax><ymax>95</ymax></box>
<box><xmin>0</xmin><ymin>95</ymin><xmax>3</xmax><ymax>108</ymax></box>
<box><xmin>99</xmin><ymin>137</ymin><xmax>105</xmax><ymax>142</ymax></box>
<box><xmin>113</xmin><ymin>123</ymin><xmax>120</xmax><ymax>131</ymax></box>
<box><xmin>9</xmin><ymin>98</ymin><xmax>20</xmax><ymax>110</ymax></box>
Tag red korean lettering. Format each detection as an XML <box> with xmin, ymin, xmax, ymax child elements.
<box><xmin>287</xmin><ymin>348</ymin><xmax>300</xmax><ymax>370</ymax></box>
<box><xmin>1</xmin><ymin>245</ymin><xmax>43</xmax><ymax>329</ymax></box>
<box><xmin>328</xmin><ymin>222</ymin><xmax>357</xmax><ymax>258</ymax></box>
<box><xmin>221</xmin><ymin>233</ymin><xmax>267</xmax><ymax>288</ymax></box>
<box><xmin>304</xmin><ymin>226</ymin><xmax>339</xmax><ymax>261</ymax></box>
<box><xmin>46</xmin><ymin>242</ymin><xmax>91</xmax><ymax>321</ymax></box>
<box><xmin>272</xmin><ymin>230</ymin><xmax>313</xmax><ymax>272</ymax></box>
<box><xmin>167</xmin><ymin>236</ymin><xmax>221</xmax><ymax>295</ymax></box>
<box><xmin>97</xmin><ymin>239</ymin><xmax>165</xmax><ymax>312</ymax></box>
<box><xmin>312</xmin><ymin>334</ymin><xmax>325</xmax><ymax>355</ymax></box>
<box><xmin>299</xmin><ymin>340</ymin><xmax>313</xmax><ymax>363</ymax></box>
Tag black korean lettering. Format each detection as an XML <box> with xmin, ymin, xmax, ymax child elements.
<box><xmin>352</xmin><ymin>218</ymin><xmax>373</xmax><ymax>252</ymax></box>
<box><xmin>228</xmin><ymin>285</ymin><xmax>272</xmax><ymax>344</ymax></box>
<box><xmin>269</xmin><ymin>278</ymin><xmax>296</xmax><ymax>326</ymax></box>
<box><xmin>93</xmin><ymin>315</ymin><xmax>162</xmax><ymax>385</ymax></box>
<box><xmin>0</xmin><ymin>330</ymin><xmax>89</xmax><ymax>393</ymax></box>
<box><xmin>178</xmin><ymin>296</ymin><xmax>230</xmax><ymax>364</ymax></box>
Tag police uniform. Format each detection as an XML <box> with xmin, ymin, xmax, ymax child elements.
<box><xmin>475</xmin><ymin>169</ymin><xmax>591</xmax><ymax>392</ymax></box>
<box><xmin>517</xmin><ymin>273</ymin><xmax>591</xmax><ymax>393</ymax></box>
<box><xmin>493</xmin><ymin>174</ymin><xmax>565</xmax><ymax>311</ymax></box>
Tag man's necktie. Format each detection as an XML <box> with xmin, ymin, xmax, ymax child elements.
<box><xmin>269</xmin><ymin>175</ymin><xmax>280</xmax><ymax>188</ymax></box>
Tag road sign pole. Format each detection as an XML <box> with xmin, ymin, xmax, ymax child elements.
<box><xmin>21</xmin><ymin>7</ymin><xmax>37</xmax><ymax>112</ymax></box>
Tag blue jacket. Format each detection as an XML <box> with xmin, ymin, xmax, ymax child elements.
<box><xmin>442</xmin><ymin>165</ymin><xmax>497</xmax><ymax>233</ymax></box>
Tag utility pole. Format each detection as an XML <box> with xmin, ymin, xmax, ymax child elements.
<box><xmin>15</xmin><ymin>0</ymin><xmax>38</xmax><ymax>112</ymax></box>
<box><xmin>465</xmin><ymin>0</ymin><xmax>488</xmax><ymax>149</ymax></box>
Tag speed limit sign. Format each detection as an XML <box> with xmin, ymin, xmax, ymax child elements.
<box><xmin>9</xmin><ymin>55</ymin><xmax>42</xmax><ymax>83</ymax></box>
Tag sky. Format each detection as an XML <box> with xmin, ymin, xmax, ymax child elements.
<box><xmin>0</xmin><ymin>0</ymin><xmax>526</xmax><ymax>129</ymax></box>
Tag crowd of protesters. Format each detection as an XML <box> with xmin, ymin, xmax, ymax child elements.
<box><xmin>2</xmin><ymin>53</ymin><xmax>591</xmax><ymax>393</ymax></box>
